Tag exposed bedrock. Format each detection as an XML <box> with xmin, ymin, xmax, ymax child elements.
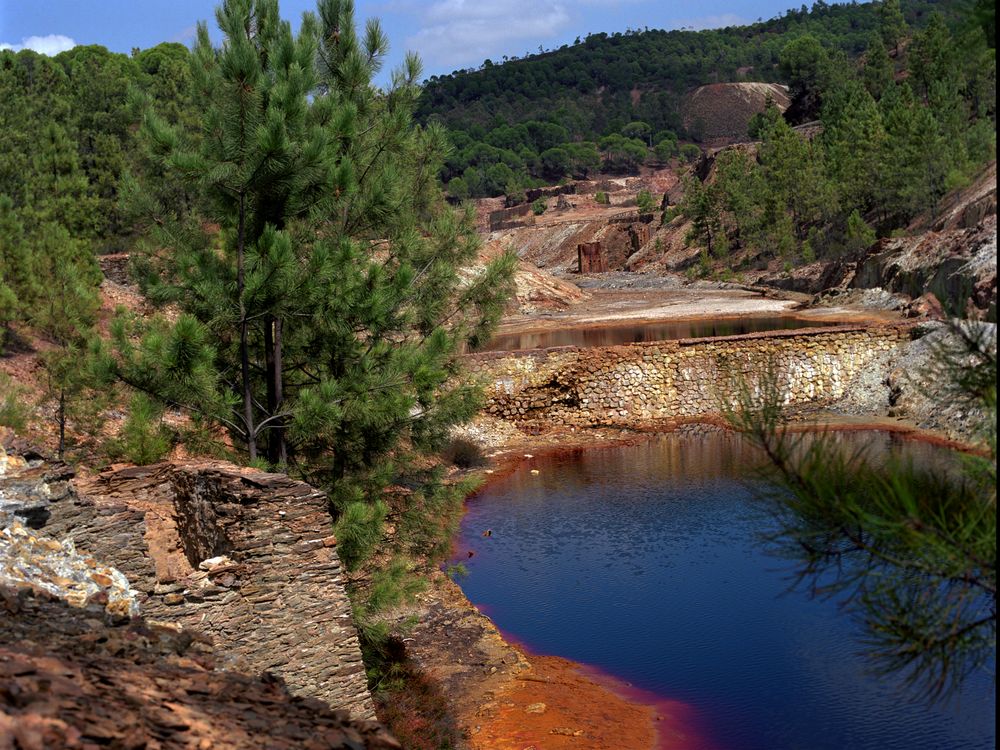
<box><xmin>15</xmin><ymin>460</ymin><xmax>375</xmax><ymax>720</ymax></box>
<box><xmin>0</xmin><ymin>583</ymin><xmax>398</xmax><ymax>750</ymax></box>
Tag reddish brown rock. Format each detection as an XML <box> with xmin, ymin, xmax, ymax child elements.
<box><xmin>0</xmin><ymin>586</ymin><xmax>400</xmax><ymax>749</ymax></box>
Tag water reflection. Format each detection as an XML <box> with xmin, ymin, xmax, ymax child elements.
<box><xmin>482</xmin><ymin>316</ymin><xmax>840</xmax><ymax>352</ymax></box>
<box><xmin>456</xmin><ymin>430</ymin><xmax>994</xmax><ymax>750</ymax></box>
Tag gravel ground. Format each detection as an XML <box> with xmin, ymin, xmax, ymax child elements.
<box><xmin>885</xmin><ymin>321</ymin><xmax>996</xmax><ymax>442</ymax></box>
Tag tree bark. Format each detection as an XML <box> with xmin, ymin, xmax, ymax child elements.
<box><xmin>238</xmin><ymin>193</ymin><xmax>257</xmax><ymax>461</ymax></box>
<box><xmin>273</xmin><ymin>317</ymin><xmax>286</xmax><ymax>466</ymax></box>
<box><xmin>263</xmin><ymin>316</ymin><xmax>287</xmax><ymax>467</ymax></box>
<box><xmin>58</xmin><ymin>388</ymin><xmax>65</xmax><ymax>460</ymax></box>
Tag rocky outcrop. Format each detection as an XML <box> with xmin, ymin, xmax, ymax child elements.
<box><xmin>1</xmin><ymin>457</ymin><xmax>376</xmax><ymax>720</ymax></box>
<box><xmin>682</xmin><ymin>82</ymin><xmax>790</xmax><ymax>146</ymax></box>
<box><xmin>0</xmin><ymin>585</ymin><xmax>400</xmax><ymax>749</ymax></box>
<box><xmin>0</xmin><ymin>452</ymin><xmax>398</xmax><ymax>748</ymax></box>
<box><xmin>849</xmin><ymin>217</ymin><xmax>996</xmax><ymax>315</ymax></box>
<box><xmin>1</xmin><ymin>520</ymin><xmax>140</xmax><ymax>618</ymax></box>
<box><xmin>41</xmin><ymin>461</ymin><xmax>376</xmax><ymax>719</ymax></box>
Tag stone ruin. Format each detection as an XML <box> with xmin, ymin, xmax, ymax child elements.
<box><xmin>2</xmin><ymin>457</ymin><xmax>375</xmax><ymax>720</ymax></box>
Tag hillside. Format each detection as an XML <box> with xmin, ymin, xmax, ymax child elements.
<box><xmin>416</xmin><ymin>0</ymin><xmax>965</xmax><ymax>199</ymax></box>
<box><xmin>418</xmin><ymin>0</ymin><xmax>949</xmax><ymax>135</ymax></box>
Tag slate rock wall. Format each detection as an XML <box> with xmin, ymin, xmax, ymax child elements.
<box><xmin>41</xmin><ymin>462</ymin><xmax>375</xmax><ymax>720</ymax></box>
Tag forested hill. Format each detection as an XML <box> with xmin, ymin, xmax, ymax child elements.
<box><xmin>418</xmin><ymin>0</ymin><xmax>953</xmax><ymax>136</ymax></box>
<box><xmin>415</xmin><ymin>0</ymin><xmax>983</xmax><ymax>199</ymax></box>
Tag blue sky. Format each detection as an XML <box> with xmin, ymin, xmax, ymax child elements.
<box><xmin>2</xmin><ymin>0</ymin><xmax>803</xmax><ymax>80</ymax></box>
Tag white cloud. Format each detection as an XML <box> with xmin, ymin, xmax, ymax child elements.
<box><xmin>0</xmin><ymin>34</ymin><xmax>77</xmax><ymax>56</ymax></box>
<box><xmin>406</xmin><ymin>0</ymin><xmax>571</xmax><ymax>68</ymax></box>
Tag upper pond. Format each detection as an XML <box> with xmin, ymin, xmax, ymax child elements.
<box><xmin>455</xmin><ymin>431</ymin><xmax>995</xmax><ymax>750</ymax></box>
<box><xmin>481</xmin><ymin>316</ymin><xmax>841</xmax><ymax>352</ymax></box>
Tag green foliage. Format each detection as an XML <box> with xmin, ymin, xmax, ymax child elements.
<box><xmin>594</xmin><ymin>190</ymin><xmax>609</xmax><ymax>205</ymax></box>
<box><xmin>366</xmin><ymin>557</ymin><xmax>428</xmax><ymax>614</ymax></box>
<box><xmin>863</xmin><ymin>34</ymin><xmax>895</xmax><ymax>100</ymax></box>
<box><xmin>679</xmin><ymin>143</ymin><xmax>702</xmax><ymax>163</ymax></box>
<box><xmin>779</xmin><ymin>34</ymin><xmax>833</xmax><ymax>102</ymax></box>
<box><xmin>98</xmin><ymin>0</ymin><xmax>515</xmax><ymax>574</ymax></box>
<box><xmin>678</xmin><ymin>1</ymin><xmax>995</xmax><ymax>272</ymax></box>
<box><xmin>621</xmin><ymin>120</ymin><xmax>652</xmax><ymax>144</ymax></box>
<box><xmin>335</xmin><ymin>500</ymin><xmax>390</xmax><ymax>571</ymax></box>
<box><xmin>531</xmin><ymin>197</ymin><xmax>548</xmax><ymax>215</ymax></box>
<box><xmin>845</xmin><ymin>209</ymin><xmax>877</xmax><ymax>253</ymax></box>
<box><xmin>0</xmin><ymin>373</ymin><xmax>29</xmax><ymax>431</ymax></box>
<box><xmin>878</xmin><ymin>0</ymin><xmax>909</xmax><ymax>54</ymax></box>
<box><xmin>417</xmin><ymin>1</ymin><xmax>966</xmax><ymax>197</ymax></box>
<box><xmin>418</xmin><ymin>0</ymin><xmax>952</xmax><ymax>197</ymax></box>
<box><xmin>636</xmin><ymin>189</ymin><xmax>655</xmax><ymax>214</ymax></box>
<box><xmin>108</xmin><ymin>393</ymin><xmax>172</xmax><ymax>465</ymax></box>
<box><xmin>0</xmin><ymin>167</ymin><xmax>102</xmax><ymax>458</ymax></box>
<box><xmin>724</xmin><ymin>320</ymin><xmax>996</xmax><ymax>701</ymax></box>
<box><xmin>654</xmin><ymin>136</ymin><xmax>679</xmax><ymax>163</ymax></box>
<box><xmin>598</xmin><ymin>133</ymin><xmax>647</xmax><ymax>173</ymax></box>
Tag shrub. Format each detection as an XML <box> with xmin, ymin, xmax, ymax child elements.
<box><xmin>107</xmin><ymin>393</ymin><xmax>171</xmax><ymax>465</ymax></box>
<box><xmin>636</xmin><ymin>189</ymin><xmax>655</xmax><ymax>213</ymax></box>
<box><xmin>442</xmin><ymin>436</ymin><xmax>486</xmax><ymax>468</ymax></box>
<box><xmin>531</xmin><ymin>197</ymin><xmax>547</xmax><ymax>215</ymax></box>
<box><xmin>594</xmin><ymin>191</ymin><xmax>609</xmax><ymax>205</ymax></box>
<box><xmin>333</xmin><ymin>499</ymin><xmax>389</xmax><ymax>571</ymax></box>
<box><xmin>367</xmin><ymin>557</ymin><xmax>428</xmax><ymax>614</ymax></box>
<box><xmin>680</xmin><ymin>143</ymin><xmax>702</xmax><ymax>163</ymax></box>
<box><xmin>0</xmin><ymin>373</ymin><xmax>29</xmax><ymax>431</ymax></box>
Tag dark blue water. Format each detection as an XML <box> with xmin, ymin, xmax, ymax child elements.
<box><xmin>455</xmin><ymin>431</ymin><xmax>995</xmax><ymax>750</ymax></box>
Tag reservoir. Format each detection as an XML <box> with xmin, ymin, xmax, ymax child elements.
<box><xmin>455</xmin><ymin>430</ymin><xmax>995</xmax><ymax>749</ymax></box>
<box><xmin>482</xmin><ymin>316</ymin><xmax>841</xmax><ymax>351</ymax></box>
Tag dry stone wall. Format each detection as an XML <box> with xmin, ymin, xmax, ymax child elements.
<box><xmin>40</xmin><ymin>462</ymin><xmax>376</xmax><ymax>720</ymax></box>
<box><xmin>467</xmin><ymin>324</ymin><xmax>912</xmax><ymax>428</ymax></box>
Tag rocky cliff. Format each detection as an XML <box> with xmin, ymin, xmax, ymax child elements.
<box><xmin>0</xmin><ymin>445</ymin><xmax>395</xmax><ymax>748</ymax></box>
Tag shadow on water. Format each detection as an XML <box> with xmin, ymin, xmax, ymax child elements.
<box><xmin>454</xmin><ymin>430</ymin><xmax>995</xmax><ymax>750</ymax></box>
<box><xmin>482</xmin><ymin>316</ymin><xmax>841</xmax><ymax>352</ymax></box>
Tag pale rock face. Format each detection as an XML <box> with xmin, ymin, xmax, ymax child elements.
<box><xmin>0</xmin><ymin>520</ymin><xmax>141</xmax><ymax>618</ymax></box>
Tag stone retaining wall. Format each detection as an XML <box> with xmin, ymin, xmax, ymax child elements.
<box><xmin>40</xmin><ymin>462</ymin><xmax>375</xmax><ymax>720</ymax></box>
<box><xmin>467</xmin><ymin>324</ymin><xmax>912</xmax><ymax>427</ymax></box>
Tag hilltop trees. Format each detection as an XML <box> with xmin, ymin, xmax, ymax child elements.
<box><xmin>419</xmin><ymin>0</ymin><xmax>955</xmax><ymax>198</ymax></box>
<box><xmin>679</xmin><ymin>3</ymin><xmax>995</xmax><ymax>271</ymax></box>
<box><xmin>98</xmin><ymin>0</ymin><xmax>514</xmax><ymax>561</ymax></box>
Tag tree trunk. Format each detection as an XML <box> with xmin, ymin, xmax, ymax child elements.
<box><xmin>263</xmin><ymin>316</ymin><xmax>287</xmax><ymax>467</ymax></box>
<box><xmin>58</xmin><ymin>388</ymin><xmax>65</xmax><ymax>460</ymax></box>
<box><xmin>237</xmin><ymin>193</ymin><xmax>257</xmax><ymax>461</ymax></box>
<box><xmin>273</xmin><ymin>316</ymin><xmax>286</xmax><ymax>466</ymax></box>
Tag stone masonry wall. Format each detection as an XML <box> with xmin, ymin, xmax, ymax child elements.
<box><xmin>40</xmin><ymin>462</ymin><xmax>376</xmax><ymax>720</ymax></box>
<box><xmin>467</xmin><ymin>324</ymin><xmax>912</xmax><ymax>427</ymax></box>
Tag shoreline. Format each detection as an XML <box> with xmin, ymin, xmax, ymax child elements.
<box><xmin>425</xmin><ymin>414</ymin><xmax>982</xmax><ymax>749</ymax></box>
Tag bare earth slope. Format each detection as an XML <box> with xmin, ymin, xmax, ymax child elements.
<box><xmin>682</xmin><ymin>82</ymin><xmax>791</xmax><ymax>146</ymax></box>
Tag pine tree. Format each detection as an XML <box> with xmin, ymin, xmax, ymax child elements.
<box><xmin>822</xmin><ymin>79</ymin><xmax>886</xmax><ymax>217</ymax></box>
<box><xmin>877</xmin><ymin>0</ymin><xmax>907</xmax><ymax>56</ymax></box>
<box><xmin>101</xmin><ymin>0</ymin><xmax>514</xmax><ymax>564</ymax></box>
<box><xmin>0</xmin><ymin>197</ymin><xmax>31</xmax><ymax>341</ymax></box>
<box><xmin>28</xmin><ymin>222</ymin><xmax>102</xmax><ymax>458</ymax></box>
<box><xmin>862</xmin><ymin>33</ymin><xmax>894</xmax><ymax>101</ymax></box>
<box><xmin>909</xmin><ymin>13</ymin><xmax>956</xmax><ymax>100</ymax></box>
<box><xmin>27</xmin><ymin>123</ymin><xmax>101</xmax><ymax>239</ymax></box>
